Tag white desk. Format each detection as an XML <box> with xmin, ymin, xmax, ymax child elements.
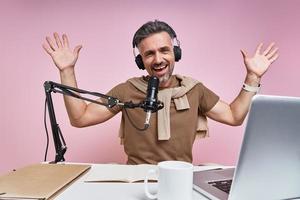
<box><xmin>54</xmin><ymin>164</ymin><xmax>212</xmax><ymax>200</ymax></box>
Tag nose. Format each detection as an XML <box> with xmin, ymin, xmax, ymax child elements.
<box><xmin>153</xmin><ymin>52</ymin><xmax>163</xmax><ymax>65</ymax></box>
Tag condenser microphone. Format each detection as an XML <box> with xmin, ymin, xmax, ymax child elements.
<box><xmin>142</xmin><ymin>76</ymin><xmax>161</xmax><ymax>128</ymax></box>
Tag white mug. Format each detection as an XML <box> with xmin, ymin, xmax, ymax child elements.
<box><xmin>144</xmin><ymin>160</ymin><xmax>194</xmax><ymax>200</ymax></box>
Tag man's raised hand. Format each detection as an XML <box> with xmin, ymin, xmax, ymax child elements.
<box><xmin>43</xmin><ymin>33</ymin><xmax>82</xmax><ymax>72</ymax></box>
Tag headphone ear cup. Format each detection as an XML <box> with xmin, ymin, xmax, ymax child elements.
<box><xmin>135</xmin><ymin>54</ymin><xmax>145</xmax><ymax>70</ymax></box>
<box><xmin>173</xmin><ymin>46</ymin><xmax>182</xmax><ymax>62</ymax></box>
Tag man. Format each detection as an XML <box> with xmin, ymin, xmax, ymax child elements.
<box><xmin>43</xmin><ymin>20</ymin><xmax>278</xmax><ymax>164</ymax></box>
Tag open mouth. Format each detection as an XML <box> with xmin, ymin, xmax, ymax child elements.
<box><xmin>153</xmin><ymin>64</ymin><xmax>167</xmax><ymax>72</ymax></box>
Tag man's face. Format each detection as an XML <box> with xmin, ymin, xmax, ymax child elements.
<box><xmin>138</xmin><ymin>31</ymin><xmax>175</xmax><ymax>87</ymax></box>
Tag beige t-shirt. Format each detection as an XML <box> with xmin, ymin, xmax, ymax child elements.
<box><xmin>107</xmin><ymin>75</ymin><xmax>219</xmax><ymax>164</ymax></box>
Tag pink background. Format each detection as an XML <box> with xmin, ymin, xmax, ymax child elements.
<box><xmin>1</xmin><ymin>0</ymin><xmax>299</xmax><ymax>175</ymax></box>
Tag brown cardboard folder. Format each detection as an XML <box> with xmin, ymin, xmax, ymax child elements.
<box><xmin>0</xmin><ymin>163</ymin><xmax>90</xmax><ymax>199</ymax></box>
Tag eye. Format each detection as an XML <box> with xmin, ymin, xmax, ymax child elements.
<box><xmin>143</xmin><ymin>51</ymin><xmax>154</xmax><ymax>58</ymax></box>
<box><xmin>160</xmin><ymin>47</ymin><xmax>172</xmax><ymax>54</ymax></box>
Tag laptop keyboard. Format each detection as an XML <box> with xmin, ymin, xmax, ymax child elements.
<box><xmin>208</xmin><ymin>179</ymin><xmax>232</xmax><ymax>194</ymax></box>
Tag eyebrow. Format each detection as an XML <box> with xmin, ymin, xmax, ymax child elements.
<box><xmin>160</xmin><ymin>46</ymin><xmax>172</xmax><ymax>52</ymax></box>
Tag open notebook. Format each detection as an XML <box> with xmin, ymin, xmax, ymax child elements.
<box><xmin>84</xmin><ymin>164</ymin><xmax>158</xmax><ymax>183</ymax></box>
<box><xmin>83</xmin><ymin>163</ymin><xmax>225</xmax><ymax>183</ymax></box>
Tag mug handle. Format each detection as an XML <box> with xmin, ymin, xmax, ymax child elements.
<box><xmin>144</xmin><ymin>169</ymin><xmax>157</xmax><ymax>199</ymax></box>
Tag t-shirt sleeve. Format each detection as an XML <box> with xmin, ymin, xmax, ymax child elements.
<box><xmin>197</xmin><ymin>83</ymin><xmax>219</xmax><ymax>114</ymax></box>
<box><xmin>105</xmin><ymin>83</ymin><xmax>125</xmax><ymax>114</ymax></box>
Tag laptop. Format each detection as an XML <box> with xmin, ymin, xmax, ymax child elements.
<box><xmin>193</xmin><ymin>95</ymin><xmax>300</xmax><ymax>200</ymax></box>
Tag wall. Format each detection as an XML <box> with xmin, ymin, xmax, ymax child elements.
<box><xmin>1</xmin><ymin>0</ymin><xmax>299</xmax><ymax>174</ymax></box>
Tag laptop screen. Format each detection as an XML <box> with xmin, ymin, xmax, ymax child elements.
<box><xmin>194</xmin><ymin>95</ymin><xmax>300</xmax><ymax>200</ymax></box>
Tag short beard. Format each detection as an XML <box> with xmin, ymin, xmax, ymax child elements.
<box><xmin>159</xmin><ymin>74</ymin><xmax>170</xmax><ymax>84</ymax></box>
<box><xmin>158</xmin><ymin>64</ymin><xmax>174</xmax><ymax>86</ymax></box>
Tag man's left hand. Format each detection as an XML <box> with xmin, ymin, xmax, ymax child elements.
<box><xmin>241</xmin><ymin>42</ymin><xmax>279</xmax><ymax>78</ymax></box>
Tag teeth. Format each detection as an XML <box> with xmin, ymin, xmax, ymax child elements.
<box><xmin>154</xmin><ymin>65</ymin><xmax>167</xmax><ymax>70</ymax></box>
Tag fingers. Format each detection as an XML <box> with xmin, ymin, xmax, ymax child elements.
<box><xmin>42</xmin><ymin>43</ymin><xmax>53</xmax><ymax>55</ymax></box>
<box><xmin>44</xmin><ymin>33</ymin><xmax>66</xmax><ymax>51</ymax></box>
<box><xmin>268</xmin><ymin>53</ymin><xmax>279</xmax><ymax>63</ymax></box>
<box><xmin>262</xmin><ymin>42</ymin><xmax>279</xmax><ymax>62</ymax></box>
<box><xmin>54</xmin><ymin>32</ymin><xmax>63</xmax><ymax>48</ymax></box>
<box><xmin>240</xmin><ymin>49</ymin><xmax>249</xmax><ymax>58</ymax></box>
<box><xmin>46</xmin><ymin>36</ymin><xmax>57</xmax><ymax>51</ymax></box>
<box><xmin>62</xmin><ymin>34</ymin><xmax>70</xmax><ymax>48</ymax></box>
<box><xmin>73</xmin><ymin>45</ymin><xmax>82</xmax><ymax>56</ymax></box>
<box><xmin>253</xmin><ymin>42</ymin><xmax>279</xmax><ymax>63</ymax></box>
<box><xmin>262</xmin><ymin>42</ymin><xmax>275</xmax><ymax>56</ymax></box>
<box><xmin>255</xmin><ymin>43</ymin><xmax>263</xmax><ymax>55</ymax></box>
<box><xmin>266</xmin><ymin>47</ymin><xmax>279</xmax><ymax>59</ymax></box>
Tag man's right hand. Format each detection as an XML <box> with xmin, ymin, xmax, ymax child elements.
<box><xmin>42</xmin><ymin>32</ymin><xmax>82</xmax><ymax>72</ymax></box>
